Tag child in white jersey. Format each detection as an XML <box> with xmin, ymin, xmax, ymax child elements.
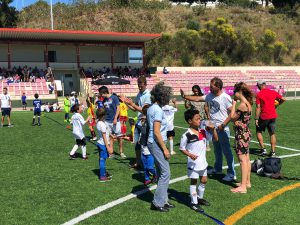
<box><xmin>180</xmin><ymin>109</ymin><xmax>218</xmax><ymax>212</ymax></box>
<box><xmin>69</xmin><ymin>104</ymin><xmax>90</xmax><ymax>160</ymax></box>
<box><xmin>96</xmin><ymin>108</ymin><xmax>112</xmax><ymax>182</ymax></box>
<box><xmin>162</xmin><ymin>98</ymin><xmax>178</xmax><ymax>155</ymax></box>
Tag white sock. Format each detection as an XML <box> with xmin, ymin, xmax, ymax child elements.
<box><xmin>170</xmin><ymin>140</ymin><xmax>174</xmax><ymax>152</ymax></box>
<box><xmin>198</xmin><ymin>183</ymin><xmax>206</xmax><ymax>199</ymax></box>
<box><xmin>190</xmin><ymin>185</ymin><xmax>198</xmax><ymax>204</ymax></box>
<box><xmin>81</xmin><ymin>145</ymin><xmax>86</xmax><ymax>158</ymax></box>
<box><xmin>70</xmin><ymin>145</ymin><xmax>78</xmax><ymax>155</ymax></box>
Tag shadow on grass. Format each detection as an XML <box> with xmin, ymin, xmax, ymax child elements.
<box><xmin>206</xmin><ymin>166</ymin><xmax>237</xmax><ymax>188</ymax></box>
<box><xmin>250</xmin><ymin>147</ymin><xmax>264</xmax><ymax>157</ymax></box>
<box><xmin>131</xmin><ymin>185</ymin><xmax>154</xmax><ymax>205</ymax></box>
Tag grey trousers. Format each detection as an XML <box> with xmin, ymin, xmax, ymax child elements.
<box><xmin>148</xmin><ymin>141</ymin><xmax>170</xmax><ymax>207</ymax></box>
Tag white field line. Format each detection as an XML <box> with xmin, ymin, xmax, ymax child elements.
<box><xmin>174</xmin><ymin>125</ymin><xmax>300</xmax><ymax>152</ymax></box>
<box><xmin>61</xmin><ymin>152</ymin><xmax>300</xmax><ymax>225</ymax></box>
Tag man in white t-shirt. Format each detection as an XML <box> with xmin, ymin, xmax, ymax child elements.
<box><xmin>162</xmin><ymin>98</ymin><xmax>178</xmax><ymax>155</ymax></box>
<box><xmin>181</xmin><ymin>77</ymin><xmax>236</xmax><ymax>182</ymax></box>
<box><xmin>121</xmin><ymin>76</ymin><xmax>151</xmax><ymax>169</ymax></box>
<box><xmin>0</xmin><ymin>87</ymin><xmax>12</xmax><ymax>127</ymax></box>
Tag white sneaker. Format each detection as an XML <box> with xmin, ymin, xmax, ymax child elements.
<box><xmin>170</xmin><ymin>151</ymin><xmax>176</xmax><ymax>155</ymax></box>
<box><xmin>120</xmin><ymin>153</ymin><xmax>127</xmax><ymax>159</ymax></box>
<box><xmin>206</xmin><ymin>145</ymin><xmax>211</xmax><ymax>151</ymax></box>
<box><xmin>92</xmin><ymin>137</ymin><xmax>97</xmax><ymax>141</ymax></box>
<box><xmin>207</xmin><ymin>168</ymin><xmax>222</xmax><ymax>175</ymax></box>
<box><xmin>222</xmin><ymin>174</ymin><xmax>236</xmax><ymax>182</ymax></box>
<box><xmin>8</xmin><ymin>124</ymin><xmax>13</xmax><ymax>128</ymax></box>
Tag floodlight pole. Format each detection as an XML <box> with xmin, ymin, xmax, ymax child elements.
<box><xmin>50</xmin><ymin>0</ymin><xmax>54</xmax><ymax>30</ymax></box>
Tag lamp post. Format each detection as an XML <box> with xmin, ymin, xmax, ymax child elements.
<box><xmin>50</xmin><ymin>0</ymin><xmax>54</xmax><ymax>30</ymax></box>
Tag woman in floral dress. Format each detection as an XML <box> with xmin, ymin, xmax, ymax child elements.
<box><xmin>230</xmin><ymin>82</ymin><xmax>253</xmax><ymax>194</ymax></box>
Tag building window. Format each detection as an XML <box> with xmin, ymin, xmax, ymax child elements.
<box><xmin>48</xmin><ymin>51</ymin><xmax>57</xmax><ymax>62</ymax></box>
<box><xmin>128</xmin><ymin>48</ymin><xmax>143</xmax><ymax>63</ymax></box>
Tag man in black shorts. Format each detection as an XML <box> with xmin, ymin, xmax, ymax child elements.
<box><xmin>0</xmin><ymin>87</ymin><xmax>12</xmax><ymax>128</ymax></box>
<box><xmin>255</xmin><ymin>81</ymin><xmax>285</xmax><ymax>157</ymax></box>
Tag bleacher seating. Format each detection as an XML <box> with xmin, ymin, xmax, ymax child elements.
<box><xmin>0</xmin><ymin>79</ymin><xmax>55</xmax><ymax>99</ymax></box>
<box><xmin>84</xmin><ymin>68</ymin><xmax>300</xmax><ymax>97</ymax></box>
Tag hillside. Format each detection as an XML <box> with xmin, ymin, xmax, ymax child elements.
<box><xmin>17</xmin><ymin>0</ymin><xmax>300</xmax><ymax>66</ymax></box>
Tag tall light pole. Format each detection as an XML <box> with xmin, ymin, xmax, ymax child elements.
<box><xmin>50</xmin><ymin>0</ymin><xmax>54</xmax><ymax>30</ymax></box>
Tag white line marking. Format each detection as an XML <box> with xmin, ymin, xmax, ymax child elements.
<box><xmin>174</xmin><ymin>126</ymin><xmax>300</xmax><ymax>152</ymax></box>
<box><xmin>62</xmin><ymin>152</ymin><xmax>300</xmax><ymax>225</ymax></box>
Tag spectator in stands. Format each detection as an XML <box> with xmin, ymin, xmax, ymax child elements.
<box><xmin>255</xmin><ymin>80</ymin><xmax>286</xmax><ymax>157</ymax></box>
<box><xmin>278</xmin><ymin>85</ymin><xmax>285</xmax><ymax>97</ymax></box>
<box><xmin>163</xmin><ymin>67</ymin><xmax>169</xmax><ymax>74</ymax></box>
<box><xmin>48</xmin><ymin>83</ymin><xmax>54</xmax><ymax>94</ymax></box>
<box><xmin>181</xmin><ymin>77</ymin><xmax>236</xmax><ymax>182</ymax></box>
<box><xmin>121</xmin><ymin>76</ymin><xmax>152</xmax><ymax>169</ymax></box>
<box><xmin>30</xmin><ymin>73</ymin><xmax>36</xmax><ymax>83</ymax></box>
<box><xmin>147</xmin><ymin>82</ymin><xmax>174</xmax><ymax>212</ymax></box>
<box><xmin>23</xmin><ymin>65</ymin><xmax>29</xmax><ymax>82</ymax></box>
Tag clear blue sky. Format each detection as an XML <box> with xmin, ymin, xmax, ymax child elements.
<box><xmin>11</xmin><ymin>0</ymin><xmax>72</xmax><ymax>10</ymax></box>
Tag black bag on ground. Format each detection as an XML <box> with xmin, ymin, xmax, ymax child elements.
<box><xmin>263</xmin><ymin>157</ymin><xmax>282</xmax><ymax>177</ymax></box>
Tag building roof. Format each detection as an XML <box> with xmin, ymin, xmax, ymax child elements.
<box><xmin>0</xmin><ymin>28</ymin><xmax>161</xmax><ymax>43</ymax></box>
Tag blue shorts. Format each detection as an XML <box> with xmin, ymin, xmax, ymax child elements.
<box><xmin>1</xmin><ymin>108</ymin><xmax>11</xmax><ymax>117</ymax></box>
<box><xmin>97</xmin><ymin>143</ymin><xmax>109</xmax><ymax>159</ymax></box>
<box><xmin>34</xmin><ymin>110</ymin><xmax>41</xmax><ymax>116</ymax></box>
<box><xmin>22</xmin><ymin>101</ymin><xmax>27</xmax><ymax>106</ymax></box>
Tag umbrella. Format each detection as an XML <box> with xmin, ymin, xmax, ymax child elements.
<box><xmin>92</xmin><ymin>76</ymin><xmax>130</xmax><ymax>85</ymax></box>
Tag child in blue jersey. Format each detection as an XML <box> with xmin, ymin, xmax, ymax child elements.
<box><xmin>21</xmin><ymin>93</ymin><xmax>27</xmax><ymax>110</ymax></box>
<box><xmin>32</xmin><ymin>93</ymin><xmax>42</xmax><ymax>126</ymax></box>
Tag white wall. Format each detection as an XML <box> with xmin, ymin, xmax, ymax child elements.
<box><xmin>115</xmin><ymin>47</ymin><xmax>128</xmax><ymax>63</ymax></box>
<box><xmin>48</xmin><ymin>45</ymin><xmax>76</xmax><ymax>63</ymax></box>
<box><xmin>0</xmin><ymin>44</ymin><xmax>7</xmax><ymax>62</ymax></box>
<box><xmin>80</xmin><ymin>46</ymin><xmax>111</xmax><ymax>63</ymax></box>
<box><xmin>11</xmin><ymin>44</ymin><xmax>44</xmax><ymax>62</ymax></box>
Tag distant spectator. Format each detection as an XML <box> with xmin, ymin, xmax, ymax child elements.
<box><xmin>278</xmin><ymin>86</ymin><xmax>285</xmax><ymax>97</ymax></box>
<box><xmin>163</xmin><ymin>67</ymin><xmax>169</xmax><ymax>74</ymax></box>
<box><xmin>21</xmin><ymin>93</ymin><xmax>27</xmax><ymax>110</ymax></box>
<box><xmin>48</xmin><ymin>83</ymin><xmax>54</xmax><ymax>94</ymax></box>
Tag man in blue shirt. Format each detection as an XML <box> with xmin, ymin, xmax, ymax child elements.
<box><xmin>99</xmin><ymin>86</ymin><xmax>125</xmax><ymax>158</ymax></box>
<box><xmin>32</xmin><ymin>93</ymin><xmax>42</xmax><ymax>126</ymax></box>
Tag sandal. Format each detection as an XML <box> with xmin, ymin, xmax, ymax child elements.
<box><xmin>231</xmin><ymin>187</ymin><xmax>247</xmax><ymax>194</ymax></box>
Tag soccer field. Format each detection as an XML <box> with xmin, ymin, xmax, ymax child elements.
<box><xmin>1</xmin><ymin>100</ymin><xmax>300</xmax><ymax>225</ymax></box>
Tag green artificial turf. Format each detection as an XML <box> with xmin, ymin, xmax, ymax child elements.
<box><xmin>0</xmin><ymin>100</ymin><xmax>299</xmax><ymax>225</ymax></box>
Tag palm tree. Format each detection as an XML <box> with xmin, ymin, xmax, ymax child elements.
<box><xmin>0</xmin><ymin>0</ymin><xmax>18</xmax><ymax>28</ymax></box>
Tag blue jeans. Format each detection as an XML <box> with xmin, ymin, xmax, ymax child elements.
<box><xmin>134</xmin><ymin>124</ymin><xmax>142</xmax><ymax>166</ymax></box>
<box><xmin>141</xmin><ymin>153</ymin><xmax>156</xmax><ymax>181</ymax></box>
<box><xmin>97</xmin><ymin>143</ymin><xmax>109</xmax><ymax>178</ymax></box>
<box><xmin>212</xmin><ymin>129</ymin><xmax>235</xmax><ymax>176</ymax></box>
<box><xmin>147</xmin><ymin>141</ymin><xmax>170</xmax><ymax>207</ymax></box>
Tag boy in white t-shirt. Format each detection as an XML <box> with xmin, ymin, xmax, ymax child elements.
<box><xmin>180</xmin><ymin>109</ymin><xmax>218</xmax><ymax>212</ymax></box>
<box><xmin>0</xmin><ymin>87</ymin><xmax>12</xmax><ymax>127</ymax></box>
<box><xmin>69</xmin><ymin>104</ymin><xmax>90</xmax><ymax>160</ymax></box>
<box><xmin>162</xmin><ymin>98</ymin><xmax>178</xmax><ymax>155</ymax></box>
<box><xmin>96</xmin><ymin>108</ymin><xmax>112</xmax><ymax>182</ymax></box>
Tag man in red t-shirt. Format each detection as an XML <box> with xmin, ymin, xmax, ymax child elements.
<box><xmin>255</xmin><ymin>80</ymin><xmax>285</xmax><ymax>157</ymax></box>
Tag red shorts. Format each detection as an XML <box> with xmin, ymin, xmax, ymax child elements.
<box><xmin>120</xmin><ymin>116</ymin><xmax>128</xmax><ymax>122</ymax></box>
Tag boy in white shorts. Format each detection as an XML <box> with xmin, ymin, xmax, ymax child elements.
<box><xmin>180</xmin><ymin>109</ymin><xmax>218</xmax><ymax>212</ymax></box>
